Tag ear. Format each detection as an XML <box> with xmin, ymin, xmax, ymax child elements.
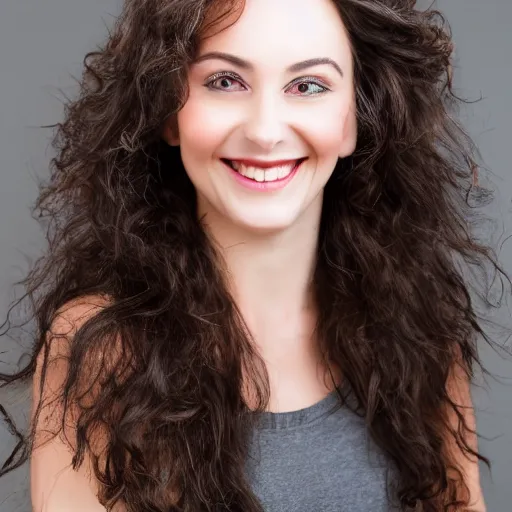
<box><xmin>162</xmin><ymin>116</ymin><xmax>180</xmax><ymax>147</ymax></box>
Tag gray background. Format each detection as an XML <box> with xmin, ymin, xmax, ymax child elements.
<box><xmin>0</xmin><ymin>0</ymin><xmax>510</xmax><ymax>511</ymax></box>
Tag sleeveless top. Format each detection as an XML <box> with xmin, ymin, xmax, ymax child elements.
<box><xmin>245</xmin><ymin>385</ymin><xmax>401</xmax><ymax>511</ymax></box>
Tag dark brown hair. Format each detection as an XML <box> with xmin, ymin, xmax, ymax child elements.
<box><xmin>1</xmin><ymin>0</ymin><xmax>511</xmax><ymax>510</ymax></box>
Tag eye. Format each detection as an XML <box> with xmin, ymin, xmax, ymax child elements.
<box><xmin>286</xmin><ymin>78</ymin><xmax>330</xmax><ymax>96</ymax></box>
<box><xmin>203</xmin><ymin>72</ymin><xmax>330</xmax><ymax>96</ymax></box>
<box><xmin>204</xmin><ymin>72</ymin><xmax>246</xmax><ymax>92</ymax></box>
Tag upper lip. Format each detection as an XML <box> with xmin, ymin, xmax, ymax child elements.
<box><xmin>222</xmin><ymin>157</ymin><xmax>306</xmax><ymax>169</ymax></box>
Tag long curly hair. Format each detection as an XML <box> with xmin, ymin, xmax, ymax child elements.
<box><xmin>1</xmin><ymin>0</ymin><xmax>510</xmax><ymax>510</ymax></box>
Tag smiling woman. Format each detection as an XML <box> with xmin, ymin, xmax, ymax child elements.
<box><xmin>0</xmin><ymin>0</ymin><xmax>508</xmax><ymax>511</ymax></box>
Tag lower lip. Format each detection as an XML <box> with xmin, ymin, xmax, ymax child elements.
<box><xmin>222</xmin><ymin>159</ymin><xmax>305</xmax><ymax>191</ymax></box>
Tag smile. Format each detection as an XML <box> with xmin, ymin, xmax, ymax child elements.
<box><xmin>221</xmin><ymin>158</ymin><xmax>308</xmax><ymax>183</ymax></box>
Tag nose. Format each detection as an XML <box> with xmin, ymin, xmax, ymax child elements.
<box><xmin>242</xmin><ymin>93</ymin><xmax>285</xmax><ymax>152</ymax></box>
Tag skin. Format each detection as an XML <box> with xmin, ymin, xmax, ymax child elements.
<box><xmin>163</xmin><ymin>0</ymin><xmax>356</xmax><ymax>412</ymax></box>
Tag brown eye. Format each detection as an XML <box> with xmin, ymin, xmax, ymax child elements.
<box><xmin>287</xmin><ymin>80</ymin><xmax>328</xmax><ymax>96</ymax></box>
<box><xmin>205</xmin><ymin>72</ymin><xmax>246</xmax><ymax>92</ymax></box>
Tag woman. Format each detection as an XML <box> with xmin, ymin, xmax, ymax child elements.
<box><xmin>0</xmin><ymin>0</ymin><xmax>507</xmax><ymax>510</ymax></box>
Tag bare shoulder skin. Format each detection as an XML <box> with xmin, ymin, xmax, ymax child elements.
<box><xmin>30</xmin><ymin>295</ymin><xmax>124</xmax><ymax>512</ymax></box>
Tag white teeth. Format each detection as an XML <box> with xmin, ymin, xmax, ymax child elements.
<box><xmin>264</xmin><ymin>168</ymin><xmax>278</xmax><ymax>181</ymax></box>
<box><xmin>228</xmin><ymin>160</ymin><xmax>302</xmax><ymax>182</ymax></box>
<box><xmin>254</xmin><ymin>169</ymin><xmax>265</xmax><ymax>182</ymax></box>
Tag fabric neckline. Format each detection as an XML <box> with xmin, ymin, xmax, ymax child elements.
<box><xmin>255</xmin><ymin>386</ymin><xmax>343</xmax><ymax>430</ymax></box>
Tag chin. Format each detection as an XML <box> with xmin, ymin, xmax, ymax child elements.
<box><xmin>232</xmin><ymin>213</ymin><xmax>299</xmax><ymax>235</ymax></box>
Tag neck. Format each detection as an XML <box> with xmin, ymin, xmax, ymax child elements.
<box><xmin>199</xmin><ymin>194</ymin><xmax>342</xmax><ymax>409</ymax></box>
<box><xmin>201</xmin><ymin>196</ymin><xmax>323</xmax><ymax>345</ymax></box>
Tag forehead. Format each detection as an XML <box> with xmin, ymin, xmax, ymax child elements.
<box><xmin>199</xmin><ymin>0</ymin><xmax>351</xmax><ymax>69</ymax></box>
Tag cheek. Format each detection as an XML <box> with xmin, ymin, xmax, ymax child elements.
<box><xmin>177</xmin><ymin>101</ymin><xmax>223</xmax><ymax>155</ymax></box>
<box><xmin>302</xmin><ymin>96</ymin><xmax>357</xmax><ymax>159</ymax></box>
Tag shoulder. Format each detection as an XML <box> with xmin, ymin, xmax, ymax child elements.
<box><xmin>46</xmin><ymin>294</ymin><xmax>112</xmax><ymax>339</ymax></box>
<box><xmin>31</xmin><ymin>294</ymin><xmax>121</xmax><ymax>512</ymax></box>
<box><xmin>32</xmin><ymin>294</ymin><xmax>113</xmax><ymax>410</ymax></box>
<box><xmin>35</xmin><ymin>293</ymin><xmax>117</xmax><ymax>381</ymax></box>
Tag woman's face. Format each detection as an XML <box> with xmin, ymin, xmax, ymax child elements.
<box><xmin>165</xmin><ymin>0</ymin><xmax>357</xmax><ymax>233</ymax></box>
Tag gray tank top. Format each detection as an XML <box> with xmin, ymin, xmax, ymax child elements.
<box><xmin>245</xmin><ymin>386</ymin><xmax>401</xmax><ymax>511</ymax></box>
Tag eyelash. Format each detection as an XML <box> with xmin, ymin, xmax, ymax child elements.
<box><xmin>204</xmin><ymin>71</ymin><xmax>330</xmax><ymax>96</ymax></box>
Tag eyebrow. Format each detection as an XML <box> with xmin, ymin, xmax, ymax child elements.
<box><xmin>193</xmin><ymin>51</ymin><xmax>344</xmax><ymax>78</ymax></box>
